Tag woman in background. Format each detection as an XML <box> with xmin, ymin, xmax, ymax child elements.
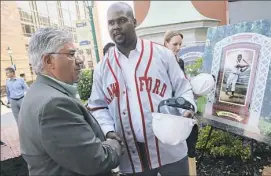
<box><xmin>164</xmin><ymin>30</ymin><xmax>185</xmax><ymax>73</ymax></box>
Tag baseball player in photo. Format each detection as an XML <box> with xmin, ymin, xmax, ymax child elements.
<box><xmin>226</xmin><ymin>54</ymin><xmax>249</xmax><ymax>98</ymax></box>
<box><xmin>88</xmin><ymin>2</ymin><xmax>196</xmax><ymax>176</ymax></box>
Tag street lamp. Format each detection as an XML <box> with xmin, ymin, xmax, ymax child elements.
<box><xmin>85</xmin><ymin>1</ymin><xmax>100</xmax><ymax>63</ymax></box>
<box><xmin>7</xmin><ymin>47</ymin><xmax>14</xmax><ymax>65</ymax></box>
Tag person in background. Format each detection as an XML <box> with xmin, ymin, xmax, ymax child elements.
<box><xmin>164</xmin><ymin>30</ymin><xmax>185</xmax><ymax>73</ymax></box>
<box><xmin>5</xmin><ymin>67</ymin><xmax>29</xmax><ymax>123</ymax></box>
<box><xmin>19</xmin><ymin>27</ymin><xmax>124</xmax><ymax>176</ymax></box>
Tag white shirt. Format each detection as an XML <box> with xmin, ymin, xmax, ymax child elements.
<box><xmin>114</xmin><ymin>40</ymin><xmax>145</xmax><ymax>142</ymax></box>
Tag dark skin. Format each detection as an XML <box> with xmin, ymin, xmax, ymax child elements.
<box><xmin>107</xmin><ymin>2</ymin><xmax>137</xmax><ymax>58</ymax></box>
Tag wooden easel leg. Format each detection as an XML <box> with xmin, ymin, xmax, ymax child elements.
<box><xmin>189</xmin><ymin>157</ymin><xmax>197</xmax><ymax>176</ymax></box>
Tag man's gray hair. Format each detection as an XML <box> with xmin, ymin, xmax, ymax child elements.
<box><xmin>28</xmin><ymin>27</ymin><xmax>73</xmax><ymax>74</ymax></box>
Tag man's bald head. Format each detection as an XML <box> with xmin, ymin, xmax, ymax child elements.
<box><xmin>107</xmin><ymin>2</ymin><xmax>134</xmax><ymax>19</ymax></box>
<box><xmin>107</xmin><ymin>2</ymin><xmax>137</xmax><ymax>47</ymax></box>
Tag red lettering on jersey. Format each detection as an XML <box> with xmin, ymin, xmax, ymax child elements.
<box><xmin>107</xmin><ymin>87</ymin><xmax>113</xmax><ymax>99</ymax></box>
<box><xmin>105</xmin><ymin>82</ymin><xmax>119</xmax><ymax>104</ymax></box>
<box><xmin>139</xmin><ymin>77</ymin><xmax>145</xmax><ymax>91</ymax></box>
<box><xmin>152</xmin><ymin>79</ymin><xmax>161</xmax><ymax>94</ymax></box>
<box><xmin>138</xmin><ymin>77</ymin><xmax>167</xmax><ymax>97</ymax></box>
<box><xmin>146</xmin><ymin>77</ymin><xmax>152</xmax><ymax>92</ymax></box>
<box><xmin>159</xmin><ymin>83</ymin><xmax>167</xmax><ymax>97</ymax></box>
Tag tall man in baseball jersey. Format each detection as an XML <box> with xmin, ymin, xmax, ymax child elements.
<box><xmin>226</xmin><ymin>54</ymin><xmax>249</xmax><ymax>98</ymax></box>
<box><xmin>88</xmin><ymin>2</ymin><xmax>196</xmax><ymax>176</ymax></box>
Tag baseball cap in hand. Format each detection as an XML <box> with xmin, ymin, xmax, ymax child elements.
<box><xmin>152</xmin><ymin>113</ymin><xmax>196</xmax><ymax>145</ymax></box>
<box><xmin>190</xmin><ymin>73</ymin><xmax>215</xmax><ymax>96</ymax></box>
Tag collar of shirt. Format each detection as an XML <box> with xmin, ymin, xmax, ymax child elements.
<box><xmin>114</xmin><ymin>38</ymin><xmax>142</xmax><ymax>59</ymax></box>
<box><xmin>7</xmin><ymin>77</ymin><xmax>17</xmax><ymax>82</ymax></box>
<box><xmin>42</xmin><ymin>74</ymin><xmax>78</xmax><ymax>98</ymax></box>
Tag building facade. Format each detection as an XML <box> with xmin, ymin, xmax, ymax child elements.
<box><xmin>1</xmin><ymin>1</ymin><xmax>99</xmax><ymax>88</ymax></box>
<box><xmin>134</xmin><ymin>1</ymin><xmax>228</xmax><ymax>27</ymax></box>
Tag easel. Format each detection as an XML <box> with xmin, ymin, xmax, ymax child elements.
<box><xmin>197</xmin><ymin>125</ymin><xmax>257</xmax><ymax>176</ymax></box>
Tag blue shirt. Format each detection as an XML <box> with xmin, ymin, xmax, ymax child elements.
<box><xmin>6</xmin><ymin>78</ymin><xmax>29</xmax><ymax>103</ymax></box>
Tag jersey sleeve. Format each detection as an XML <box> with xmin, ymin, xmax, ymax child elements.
<box><xmin>88</xmin><ymin>63</ymin><xmax>115</xmax><ymax>135</ymax></box>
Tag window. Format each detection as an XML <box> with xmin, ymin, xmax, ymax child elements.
<box><xmin>22</xmin><ymin>24</ymin><xmax>35</xmax><ymax>37</ymax></box>
<box><xmin>75</xmin><ymin>1</ymin><xmax>80</xmax><ymax>20</ymax></box>
<box><xmin>47</xmin><ymin>1</ymin><xmax>59</xmax><ymax>19</ymax></box>
<box><xmin>38</xmin><ymin>14</ymin><xmax>50</xmax><ymax>26</ymax></box>
<box><xmin>49</xmin><ymin>18</ymin><xmax>59</xmax><ymax>28</ymax></box>
<box><xmin>16</xmin><ymin>1</ymin><xmax>31</xmax><ymax>13</ymax></box>
<box><xmin>69</xmin><ymin>2</ymin><xmax>77</xmax><ymax>27</ymax></box>
<box><xmin>17</xmin><ymin>1</ymin><xmax>33</xmax><ymax>23</ymax></box>
<box><xmin>25</xmin><ymin>44</ymin><xmax>29</xmax><ymax>53</ymax></box>
<box><xmin>29</xmin><ymin>63</ymin><xmax>34</xmax><ymax>75</ymax></box>
<box><xmin>73</xmin><ymin>33</ymin><xmax>78</xmax><ymax>43</ymax></box>
<box><xmin>36</xmin><ymin>1</ymin><xmax>48</xmax><ymax>16</ymax></box>
<box><xmin>78</xmin><ymin>1</ymin><xmax>86</xmax><ymax>20</ymax></box>
<box><xmin>60</xmin><ymin>1</ymin><xmax>69</xmax><ymax>10</ymax></box>
<box><xmin>62</xmin><ymin>9</ymin><xmax>72</xmax><ymax>27</ymax></box>
<box><xmin>19</xmin><ymin>10</ymin><xmax>33</xmax><ymax>23</ymax></box>
<box><xmin>86</xmin><ymin>49</ymin><xmax>92</xmax><ymax>56</ymax></box>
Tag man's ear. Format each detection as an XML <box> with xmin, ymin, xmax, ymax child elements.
<box><xmin>134</xmin><ymin>19</ymin><xmax>137</xmax><ymax>27</ymax></box>
<box><xmin>42</xmin><ymin>54</ymin><xmax>55</xmax><ymax>69</ymax></box>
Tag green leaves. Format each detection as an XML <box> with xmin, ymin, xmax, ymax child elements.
<box><xmin>185</xmin><ymin>57</ymin><xmax>203</xmax><ymax>77</ymax></box>
<box><xmin>196</xmin><ymin>125</ymin><xmax>251</xmax><ymax>161</ymax></box>
<box><xmin>259</xmin><ymin>119</ymin><xmax>271</xmax><ymax>136</ymax></box>
<box><xmin>77</xmin><ymin>69</ymin><xmax>94</xmax><ymax>101</ymax></box>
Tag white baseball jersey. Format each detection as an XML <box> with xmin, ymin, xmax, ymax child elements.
<box><xmin>88</xmin><ymin>38</ymin><xmax>196</xmax><ymax>174</ymax></box>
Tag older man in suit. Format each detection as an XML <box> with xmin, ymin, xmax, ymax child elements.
<box><xmin>18</xmin><ymin>27</ymin><xmax>124</xmax><ymax>176</ymax></box>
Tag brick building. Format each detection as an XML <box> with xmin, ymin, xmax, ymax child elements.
<box><xmin>1</xmin><ymin>1</ymin><xmax>101</xmax><ymax>89</ymax></box>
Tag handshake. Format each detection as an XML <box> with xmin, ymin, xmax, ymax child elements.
<box><xmin>104</xmin><ymin>131</ymin><xmax>126</xmax><ymax>157</ymax></box>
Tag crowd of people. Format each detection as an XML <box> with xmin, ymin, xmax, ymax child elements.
<box><xmin>4</xmin><ymin>2</ymin><xmax>205</xmax><ymax>176</ymax></box>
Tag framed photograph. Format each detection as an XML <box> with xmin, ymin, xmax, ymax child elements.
<box><xmin>213</xmin><ymin>43</ymin><xmax>261</xmax><ymax>124</ymax></box>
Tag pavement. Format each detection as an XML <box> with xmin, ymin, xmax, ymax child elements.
<box><xmin>1</xmin><ymin>97</ymin><xmax>21</xmax><ymax>161</ymax></box>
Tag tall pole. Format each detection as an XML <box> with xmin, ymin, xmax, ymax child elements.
<box><xmin>7</xmin><ymin>47</ymin><xmax>14</xmax><ymax>65</ymax></box>
<box><xmin>86</xmin><ymin>1</ymin><xmax>100</xmax><ymax>63</ymax></box>
<box><xmin>9</xmin><ymin>54</ymin><xmax>14</xmax><ymax>65</ymax></box>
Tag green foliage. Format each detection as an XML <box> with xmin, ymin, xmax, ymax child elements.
<box><xmin>196</xmin><ymin>126</ymin><xmax>251</xmax><ymax>161</ymax></box>
<box><xmin>197</xmin><ymin>96</ymin><xmax>207</xmax><ymax>114</ymax></box>
<box><xmin>77</xmin><ymin>69</ymin><xmax>94</xmax><ymax>101</ymax></box>
<box><xmin>258</xmin><ymin>119</ymin><xmax>271</xmax><ymax>136</ymax></box>
<box><xmin>185</xmin><ymin>57</ymin><xmax>203</xmax><ymax>77</ymax></box>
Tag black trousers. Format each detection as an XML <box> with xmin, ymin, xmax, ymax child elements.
<box><xmin>124</xmin><ymin>143</ymin><xmax>189</xmax><ymax>176</ymax></box>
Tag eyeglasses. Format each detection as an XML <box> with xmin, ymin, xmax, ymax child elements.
<box><xmin>48</xmin><ymin>52</ymin><xmax>79</xmax><ymax>60</ymax></box>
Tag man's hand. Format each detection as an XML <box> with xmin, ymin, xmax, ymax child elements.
<box><xmin>104</xmin><ymin>139</ymin><xmax>125</xmax><ymax>156</ymax></box>
<box><xmin>106</xmin><ymin>131</ymin><xmax>125</xmax><ymax>146</ymax></box>
<box><xmin>183</xmin><ymin>110</ymin><xmax>195</xmax><ymax>118</ymax></box>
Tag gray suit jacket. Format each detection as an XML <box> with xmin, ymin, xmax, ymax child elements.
<box><xmin>18</xmin><ymin>75</ymin><xmax>120</xmax><ymax>176</ymax></box>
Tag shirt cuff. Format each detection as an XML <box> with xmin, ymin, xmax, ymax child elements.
<box><xmin>178</xmin><ymin>108</ymin><xmax>186</xmax><ymax>116</ymax></box>
<box><xmin>101</xmin><ymin>125</ymin><xmax>115</xmax><ymax>136</ymax></box>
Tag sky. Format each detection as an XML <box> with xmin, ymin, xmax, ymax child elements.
<box><xmin>95</xmin><ymin>1</ymin><xmax>135</xmax><ymax>47</ymax></box>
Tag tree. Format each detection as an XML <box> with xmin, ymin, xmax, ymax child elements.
<box><xmin>77</xmin><ymin>69</ymin><xmax>94</xmax><ymax>101</ymax></box>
